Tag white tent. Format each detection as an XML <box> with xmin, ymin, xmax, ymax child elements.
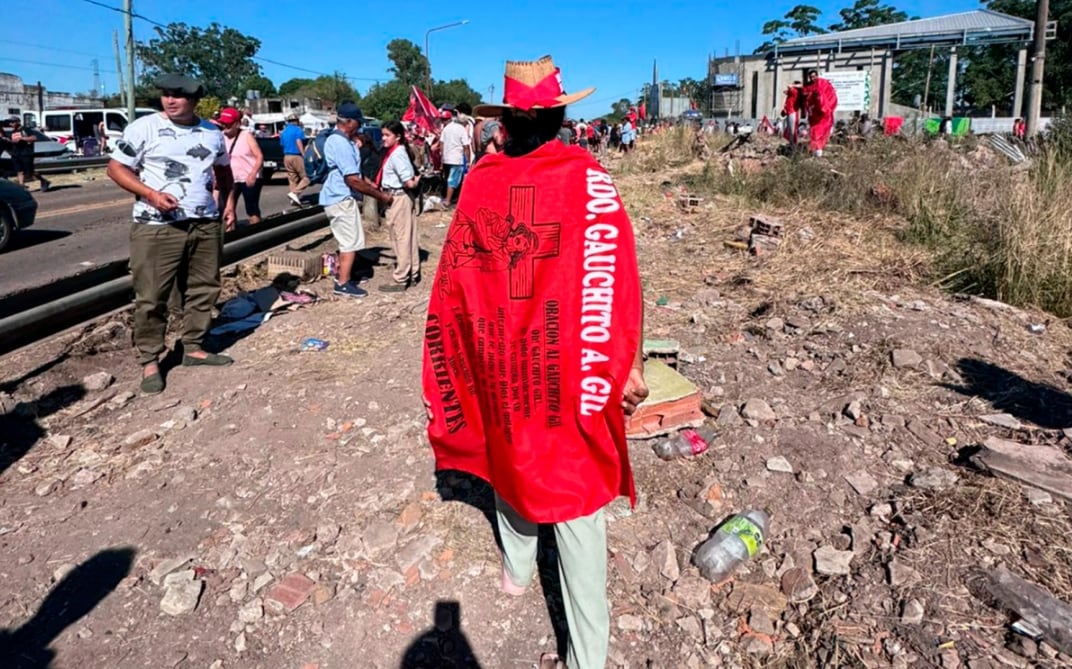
<box><xmin>300</xmin><ymin>112</ymin><xmax>331</xmax><ymax>134</ymax></box>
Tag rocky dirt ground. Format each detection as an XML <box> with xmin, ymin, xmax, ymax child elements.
<box><xmin>2</xmin><ymin>138</ymin><xmax>1072</xmax><ymax>669</ymax></box>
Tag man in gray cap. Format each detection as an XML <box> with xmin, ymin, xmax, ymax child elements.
<box><xmin>4</xmin><ymin>115</ymin><xmax>50</xmax><ymax>192</ymax></box>
<box><xmin>106</xmin><ymin>73</ymin><xmax>237</xmax><ymax>394</ymax></box>
<box><xmin>318</xmin><ymin>102</ymin><xmax>393</xmax><ymax>298</ymax></box>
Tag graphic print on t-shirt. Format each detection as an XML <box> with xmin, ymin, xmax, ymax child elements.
<box><xmin>112</xmin><ymin>113</ymin><xmax>227</xmax><ymax>224</ymax></box>
<box><xmin>440</xmin><ymin>185</ymin><xmax>561</xmax><ymax>300</ymax></box>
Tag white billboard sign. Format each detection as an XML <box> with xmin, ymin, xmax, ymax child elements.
<box><xmin>823</xmin><ymin>70</ymin><xmax>872</xmax><ymax>113</ymax></box>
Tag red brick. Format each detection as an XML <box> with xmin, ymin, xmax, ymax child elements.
<box><xmin>265</xmin><ymin>572</ymin><xmax>316</xmax><ymax>613</ymax></box>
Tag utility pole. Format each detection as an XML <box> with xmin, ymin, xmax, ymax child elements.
<box><xmin>113</xmin><ymin>30</ymin><xmax>126</xmax><ymax>110</ymax></box>
<box><xmin>921</xmin><ymin>45</ymin><xmax>935</xmax><ymax>112</ymax></box>
<box><xmin>1025</xmin><ymin>0</ymin><xmax>1049</xmax><ymax>136</ymax></box>
<box><xmin>124</xmin><ymin>0</ymin><xmax>136</xmax><ymax>122</ymax></box>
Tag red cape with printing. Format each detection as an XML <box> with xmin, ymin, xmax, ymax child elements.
<box><xmin>422</xmin><ymin>139</ymin><xmax>642</xmax><ymax>524</ymax></box>
<box><xmin>804</xmin><ymin>77</ymin><xmax>838</xmax><ymax>151</ymax></box>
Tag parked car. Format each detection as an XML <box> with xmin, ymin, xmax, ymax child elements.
<box><xmin>0</xmin><ymin>179</ymin><xmax>39</xmax><ymax>252</ymax></box>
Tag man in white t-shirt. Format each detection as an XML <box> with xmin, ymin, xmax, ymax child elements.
<box><xmin>107</xmin><ymin>73</ymin><xmax>237</xmax><ymax>394</ymax></box>
<box><xmin>439</xmin><ymin>102</ymin><xmax>472</xmax><ymax>207</ymax></box>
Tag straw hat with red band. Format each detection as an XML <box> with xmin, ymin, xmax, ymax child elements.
<box><xmin>473</xmin><ymin>55</ymin><xmax>594</xmax><ymax>117</ymax></box>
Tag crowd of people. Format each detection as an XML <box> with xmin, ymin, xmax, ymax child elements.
<box><xmin>100</xmin><ymin>59</ymin><xmax>650</xmax><ymax>669</ymax></box>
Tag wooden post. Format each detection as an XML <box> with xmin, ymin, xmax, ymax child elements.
<box><xmin>1025</xmin><ymin>0</ymin><xmax>1050</xmax><ymax>136</ymax></box>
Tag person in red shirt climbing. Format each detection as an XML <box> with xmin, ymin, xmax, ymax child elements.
<box><xmin>422</xmin><ymin>55</ymin><xmax>648</xmax><ymax>669</ymax></box>
<box><xmin>781</xmin><ymin>80</ymin><xmax>804</xmax><ymax>147</ymax></box>
<box><xmin>802</xmin><ymin>68</ymin><xmax>838</xmax><ymax>157</ymax></box>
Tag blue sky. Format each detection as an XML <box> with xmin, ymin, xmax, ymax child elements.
<box><xmin>2</xmin><ymin>0</ymin><xmax>980</xmax><ymax>119</ymax></box>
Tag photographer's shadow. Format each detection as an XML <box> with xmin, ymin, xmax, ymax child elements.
<box><xmin>400</xmin><ymin>600</ymin><xmax>482</xmax><ymax>668</ymax></box>
<box><xmin>0</xmin><ymin>547</ymin><xmax>135</xmax><ymax>669</ymax></box>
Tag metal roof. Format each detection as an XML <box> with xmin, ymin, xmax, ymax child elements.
<box><xmin>771</xmin><ymin>10</ymin><xmax>1039</xmax><ymax>55</ymax></box>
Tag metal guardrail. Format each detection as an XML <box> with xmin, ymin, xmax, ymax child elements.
<box><xmin>36</xmin><ymin>156</ymin><xmax>110</xmax><ymax>175</ymax></box>
<box><xmin>0</xmin><ymin>155</ymin><xmax>111</xmax><ymax>177</ymax></box>
<box><xmin>0</xmin><ymin>206</ymin><xmax>326</xmax><ymax>356</ymax></box>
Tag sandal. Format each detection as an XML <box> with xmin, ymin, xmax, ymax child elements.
<box><xmin>140</xmin><ymin>364</ymin><xmax>164</xmax><ymax>394</ymax></box>
<box><xmin>539</xmin><ymin>652</ymin><xmax>566</xmax><ymax>669</ymax></box>
<box><xmin>182</xmin><ymin>352</ymin><xmax>234</xmax><ymax>367</ymax></box>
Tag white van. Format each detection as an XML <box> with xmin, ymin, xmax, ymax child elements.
<box><xmin>25</xmin><ymin>107</ymin><xmax>156</xmax><ymax>150</ymax></box>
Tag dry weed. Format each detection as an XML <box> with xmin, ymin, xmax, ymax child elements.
<box><xmin>623</xmin><ymin>130</ymin><xmax>1072</xmax><ymax>317</ymax></box>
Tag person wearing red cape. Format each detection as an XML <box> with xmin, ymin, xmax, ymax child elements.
<box><xmin>781</xmin><ymin>80</ymin><xmax>804</xmax><ymax>147</ymax></box>
<box><xmin>802</xmin><ymin>68</ymin><xmax>838</xmax><ymax>157</ymax></box>
<box><xmin>422</xmin><ymin>55</ymin><xmax>648</xmax><ymax>669</ymax></box>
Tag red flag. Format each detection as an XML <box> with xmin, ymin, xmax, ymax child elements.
<box><xmin>638</xmin><ymin>102</ymin><xmax>646</xmax><ymax>120</ymax></box>
<box><xmin>422</xmin><ymin>141</ymin><xmax>642</xmax><ymax>523</ymax></box>
<box><xmin>403</xmin><ymin>86</ymin><xmax>440</xmax><ymax>136</ymax></box>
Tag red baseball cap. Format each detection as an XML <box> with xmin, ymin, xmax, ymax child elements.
<box><xmin>217</xmin><ymin>107</ymin><xmax>241</xmax><ymax>126</ymax></box>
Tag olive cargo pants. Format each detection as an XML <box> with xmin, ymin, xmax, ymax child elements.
<box><xmin>129</xmin><ymin>220</ymin><xmax>222</xmax><ymax>365</ymax></box>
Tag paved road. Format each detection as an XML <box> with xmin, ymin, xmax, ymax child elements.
<box><xmin>0</xmin><ymin>172</ymin><xmax>318</xmax><ymax>298</ymax></box>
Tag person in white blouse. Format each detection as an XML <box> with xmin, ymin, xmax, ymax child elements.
<box><xmin>376</xmin><ymin>120</ymin><xmax>422</xmax><ymax>291</ymax></box>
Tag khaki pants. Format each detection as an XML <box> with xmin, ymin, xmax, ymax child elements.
<box><xmin>385</xmin><ymin>192</ymin><xmax>419</xmax><ymax>284</ymax></box>
<box><xmin>496</xmin><ymin>495</ymin><xmax>609</xmax><ymax>669</ymax></box>
<box><xmin>284</xmin><ymin>155</ymin><xmax>309</xmax><ymax>194</ymax></box>
<box><xmin>129</xmin><ymin>220</ymin><xmax>222</xmax><ymax>365</ymax></box>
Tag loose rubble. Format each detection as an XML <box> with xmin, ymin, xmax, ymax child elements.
<box><xmin>2</xmin><ymin>134</ymin><xmax>1071</xmax><ymax>668</ymax></box>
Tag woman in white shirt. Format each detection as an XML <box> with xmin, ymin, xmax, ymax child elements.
<box><xmin>377</xmin><ymin>121</ymin><xmax>421</xmax><ymax>291</ymax></box>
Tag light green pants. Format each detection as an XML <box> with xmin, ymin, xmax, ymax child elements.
<box><xmin>496</xmin><ymin>495</ymin><xmax>609</xmax><ymax>669</ymax></box>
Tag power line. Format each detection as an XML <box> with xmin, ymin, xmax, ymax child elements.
<box><xmin>0</xmin><ymin>39</ymin><xmax>99</xmax><ymax>58</ymax></box>
<box><xmin>0</xmin><ymin>56</ymin><xmax>117</xmax><ymax>75</ymax></box>
<box><xmin>252</xmin><ymin>57</ymin><xmax>381</xmax><ymax>83</ymax></box>
<box><xmin>79</xmin><ymin>0</ymin><xmax>166</xmax><ymax>28</ymax></box>
<box><xmin>78</xmin><ymin>0</ymin><xmax>381</xmax><ymax>86</ymax></box>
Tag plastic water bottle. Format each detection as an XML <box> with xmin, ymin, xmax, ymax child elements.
<box><xmin>652</xmin><ymin>427</ymin><xmax>718</xmax><ymax>460</ymax></box>
<box><xmin>692</xmin><ymin>509</ymin><xmax>771</xmax><ymax>582</ymax></box>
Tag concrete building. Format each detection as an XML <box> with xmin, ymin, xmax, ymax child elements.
<box><xmin>0</xmin><ymin>73</ymin><xmax>101</xmax><ymax>119</ymax></box>
<box><xmin>707</xmin><ymin>10</ymin><xmax>1048</xmax><ymax>124</ymax></box>
<box><xmin>707</xmin><ymin>53</ymin><xmax>891</xmax><ymax>121</ymax></box>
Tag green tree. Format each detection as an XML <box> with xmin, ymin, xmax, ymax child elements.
<box><xmin>361</xmin><ymin>80</ymin><xmax>411</xmax><ymax>121</ymax></box>
<box><xmin>280</xmin><ymin>74</ymin><xmax>360</xmax><ymax>106</ymax></box>
<box><xmin>610</xmin><ymin>98</ymin><xmax>633</xmax><ymax>117</ymax></box>
<box><xmin>237</xmin><ymin>74</ymin><xmax>277</xmax><ymax>98</ymax></box>
<box><xmin>892</xmin><ymin>48</ymin><xmax>949</xmax><ymax>111</ymax></box>
<box><xmin>756</xmin><ymin>5</ymin><xmax>827</xmax><ymax>52</ymax></box>
<box><xmin>136</xmin><ymin>22</ymin><xmax>263</xmax><ymax>100</ymax></box>
<box><xmin>961</xmin><ymin>0</ymin><xmax>1071</xmax><ymax>114</ymax></box>
<box><xmin>386</xmin><ymin>39</ymin><xmax>430</xmax><ymax>88</ymax></box>
<box><xmin>195</xmin><ymin>96</ymin><xmax>222</xmax><ymax>119</ymax></box>
<box><xmin>828</xmin><ymin>0</ymin><xmax>909</xmax><ymax>31</ymax></box>
<box><xmin>431</xmin><ymin>79</ymin><xmax>483</xmax><ymax>111</ymax></box>
<box><xmin>279</xmin><ymin>78</ymin><xmax>314</xmax><ymax>96</ymax></box>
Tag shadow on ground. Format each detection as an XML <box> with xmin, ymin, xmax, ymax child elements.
<box><xmin>3</xmin><ymin>230</ymin><xmax>72</xmax><ymax>252</ymax></box>
<box><xmin>399</xmin><ymin>600</ymin><xmax>482</xmax><ymax>668</ymax></box>
<box><xmin>945</xmin><ymin>358</ymin><xmax>1072</xmax><ymax>429</ymax></box>
<box><xmin>434</xmin><ymin>470</ymin><xmax>570</xmax><ymax>659</ymax></box>
<box><xmin>0</xmin><ymin>547</ymin><xmax>135</xmax><ymax>669</ymax></box>
<box><xmin>0</xmin><ymin>384</ymin><xmax>85</xmax><ymax>477</ymax></box>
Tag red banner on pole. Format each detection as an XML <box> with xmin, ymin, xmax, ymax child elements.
<box><xmin>403</xmin><ymin>86</ymin><xmax>441</xmax><ymax>135</ymax></box>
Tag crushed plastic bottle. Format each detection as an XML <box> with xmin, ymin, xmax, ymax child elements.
<box><xmin>652</xmin><ymin>427</ymin><xmax>718</xmax><ymax>460</ymax></box>
<box><xmin>692</xmin><ymin>509</ymin><xmax>770</xmax><ymax>582</ymax></box>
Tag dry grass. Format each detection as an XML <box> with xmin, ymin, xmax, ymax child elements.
<box><xmin>620</xmin><ymin>129</ymin><xmax>1072</xmax><ymax>317</ymax></box>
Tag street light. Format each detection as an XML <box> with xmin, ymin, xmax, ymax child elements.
<box><xmin>425</xmin><ymin>20</ymin><xmax>470</xmax><ymax>100</ymax></box>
